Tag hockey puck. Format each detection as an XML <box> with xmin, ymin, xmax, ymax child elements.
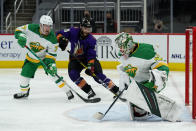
<box><xmin>93</xmin><ymin>112</ymin><xmax>104</xmax><ymax>120</ymax></box>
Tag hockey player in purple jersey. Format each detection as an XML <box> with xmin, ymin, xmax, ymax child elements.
<box><xmin>56</xmin><ymin>17</ymin><xmax>119</xmax><ymax>100</ymax></box>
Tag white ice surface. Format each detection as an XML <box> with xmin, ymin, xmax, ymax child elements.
<box><xmin>0</xmin><ymin>69</ymin><xmax>196</xmax><ymax>131</ymax></box>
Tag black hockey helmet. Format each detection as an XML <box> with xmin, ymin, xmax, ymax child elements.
<box><xmin>80</xmin><ymin>17</ymin><xmax>92</xmax><ymax>28</ymax></box>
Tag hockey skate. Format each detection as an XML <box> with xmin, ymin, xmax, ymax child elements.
<box><xmin>13</xmin><ymin>88</ymin><xmax>30</xmax><ymax>99</ymax></box>
<box><xmin>134</xmin><ymin>106</ymin><xmax>149</xmax><ymax>118</ymax></box>
<box><xmin>66</xmin><ymin>90</ymin><xmax>74</xmax><ymax>100</ymax></box>
<box><xmin>127</xmin><ymin>102</ymin><xmax>150</xmax><ymax>120</ymax></box>
<box><xmin>87</xmin><ymin>89</ymin><xmax>101</xmax><ymax>102</ymax></box>
<box><xmin>88</xmin><ymin>89</ymin><xmax>96</xmax><ymax>99</ymax></box>
<box><xmin>112</xmin><ymin>85</ymin><xmax>127</xmax><ymax>102</ymax></box>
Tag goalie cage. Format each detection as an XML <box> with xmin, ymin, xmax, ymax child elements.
<box><xmin>185</xmin><ymin>26</ymin><xmax>196</xmax><ymax>119</ymax></box>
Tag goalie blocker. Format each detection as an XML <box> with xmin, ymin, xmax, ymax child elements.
<box><xmin>122</xmin><ymin>79</ymin><xmax>182</xmax><ymax>122</ymax></box>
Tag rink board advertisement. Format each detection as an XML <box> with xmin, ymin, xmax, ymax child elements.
<box><xmin>0</xmin><ymin>34</ymin><xmax>186</xmax><ymax>70</ymax></box>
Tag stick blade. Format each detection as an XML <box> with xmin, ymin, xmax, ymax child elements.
<box><xmin>93</xmin><ymin>112</ymin><xmax>104</xmax><ymax>120</ymax></box>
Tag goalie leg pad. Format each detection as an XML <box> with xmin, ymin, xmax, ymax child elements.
<box><xmin>127</xmin><ymin>102</ymin><xmax>135</xmax><ymax>120</ymax></box>
<box><xmin>122</xmin><ymin>80</ymin><xmax>182</xmax><ymax>122</ymax></box>
<box><xmin>156</xmin><ymin>94</ymin><xmax>182</xmax><ymax>122</ymax></box>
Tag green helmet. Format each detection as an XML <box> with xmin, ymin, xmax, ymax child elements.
<box><xmin>115</xmin><ymin>32</ymin><xmax>134</xmax><ymax>55</ymax></box>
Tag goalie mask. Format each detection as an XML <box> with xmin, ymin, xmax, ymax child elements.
<box><xmin>40</xmin><ymin>15</ymin><xmax>53</xmax><ymax>36</ymax></box>
<box><xmin>115</xmin><ymin>32</ymin><xmax>134</xmax><ymax>56</ymax></box>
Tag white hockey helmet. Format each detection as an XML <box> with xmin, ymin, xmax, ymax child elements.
<box><xmin>40</xmin><ymin>15</ymin><xmax>53</xmax><ymax>26</ymax></box>
<box><xmin>115</xmin><ymin>32</ymin><xmax>134</xmax><ymax>55</ymax></box>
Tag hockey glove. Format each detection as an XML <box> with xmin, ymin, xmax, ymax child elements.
<box><xmin>47</xmin><ymin>63</ymin><xmax>57</xmax><ymax>77</ymax></box>
<box><xmin>149</xmin><ymin>69</ymin><xmax>167</xmax><ymax>82</ymax></box>
<box><xmin>124</xmin><ymin>64</ymin><xmax>137</xmax><ymax>78</ymax></box>
<box><xmin>57</xmin><ymin>34</ymin><xmax>68</xmax><ymax>51</ymax></box>
<box><xmin>87</xmin><ymin>59</ymin><xmax>95</xmax><ymax>73</ymax></box>
<box><xmin>149</xmin><ymin>69</ymin><xmax>167</xmax><ymax>93</ymax></box>
<box><xmin>18</xmin><ymin>33</ymin><xmax>27</xmax><ymax>48</ymax></box>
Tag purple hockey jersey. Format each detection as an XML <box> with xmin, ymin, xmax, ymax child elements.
<box><xmin>56</xmin><ymin>27</ymin><xmax>97</xmax><ymax>61</ymax></box>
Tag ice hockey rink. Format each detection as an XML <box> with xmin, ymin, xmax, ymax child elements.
<box><xmin>0</xmin><ymin>68</ymin><xmax>196</xmax><ymax>131</ymax></box>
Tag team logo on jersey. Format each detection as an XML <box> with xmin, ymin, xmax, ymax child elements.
<box><xmin>30</xmin><ymin>42</ymin><xmax>45</xmax><ymax>52</ymax></box>
<box><xmin>124</xmin><ymin>64</ymin><xmax>138</xmax><ymax>78</ymax></box>
<box><xmin>73</xmin><ymin>41</ymin><xmax>84</xmax><ymax>56</ymax></box>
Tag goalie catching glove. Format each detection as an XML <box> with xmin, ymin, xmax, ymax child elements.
<box><xmin>149</xmin><ymin>69</ymin><xmax>167</xmax><ymax>93</ymax></box>
<box><xmin>57</xmin><ymin>34</ymin><xmax>68</xmax><ymax>51</ymax></box>
<box><xmin>17</xmin><ymin>33</ymin><xmax>27</xmax><ymax>48</ymax></box>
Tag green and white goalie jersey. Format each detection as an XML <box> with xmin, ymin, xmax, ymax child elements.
<box><xmin>117</xmin><ymin>43</ymin><xmax>169</xmax><ymax>92</ymax></box>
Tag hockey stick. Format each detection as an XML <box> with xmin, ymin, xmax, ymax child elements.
<box><xmin>24</xmin><ymin>46</ymin><xmax>100</xmax><ymax>103</ymax></box>
<box><xmin>67</xmin><ymin>50</ymin><xmax>126</xmax><ymax>102</ymax></box>
<box><xmin>93</xmin><ymin>83</ymin><xmax>128</xmax><ymax>120</ymax></box>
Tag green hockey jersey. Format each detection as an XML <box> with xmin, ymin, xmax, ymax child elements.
<box><xmin>118</xmin><ymin>43</ymin><xmax>169</xmax><ymax>84</ymax></box>
<box><xmin>15</xmin><ymin>24</ymin><xmax>58</xmax><ymax>63</ymax></box>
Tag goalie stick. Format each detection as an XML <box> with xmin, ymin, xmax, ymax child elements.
<box><xmin>25</xmin><ymin>46</ymin><xmax>100</xmax><ymax>103</ymax></box>
<box><xmin>67</xmin><ymin>50</ymin><xmax>126</xmax><ymax>102</ymax></box>
<box><xmin>93</xmin><ymin>84</ymin><xmax>128</xmax><ymax>120</ymax></box>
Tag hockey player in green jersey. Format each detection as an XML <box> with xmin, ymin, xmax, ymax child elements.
<box><xmin>115</xmin><ymin>32</ymin><xmax>169</xmax><ymax>93</ymax></box>
<box><xmin>115</xmin><ymin>32</ymin><xmax>182</xmax><ymax>121</ymax></box>
<box><xmin>13</xmin><ymin>15</ymin><xmax>74</xmax><ymax>100</ymax></box>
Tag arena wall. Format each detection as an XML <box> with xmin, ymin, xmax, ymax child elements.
<box><xmin>0</xmin><ymin>33</ymin><xmax>186</xmax><ymax>71</ymax></box>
